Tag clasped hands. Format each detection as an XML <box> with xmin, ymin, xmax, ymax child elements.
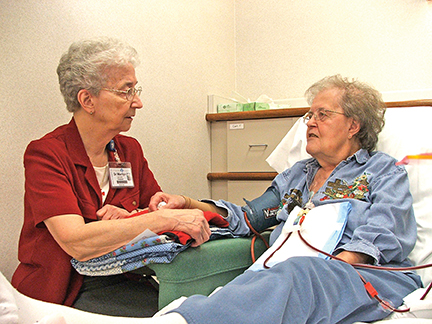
<box><xmin>96</xmin><ymin>193</ymin><xmax>211</xmax><ymax>247</ymax></box>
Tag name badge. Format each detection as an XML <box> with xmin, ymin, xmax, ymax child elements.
<box><xmin>108</xmin><ymin>162</ymin><xmax>134</xmax><ymax>188</ymax></box>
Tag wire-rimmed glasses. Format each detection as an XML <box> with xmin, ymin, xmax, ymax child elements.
<box><xmin>302</xmin><ymin>108</ymin><xmax>345</xmax><ymax>124</ymax></box>
<box><xmin>101</xmin><ymin>86</ymin><xmax>142</xmax><ymax>101</ymax></box>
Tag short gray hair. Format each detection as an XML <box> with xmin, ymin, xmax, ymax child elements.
<box><xmin>305</xmin><ymin>75</ymin><xmax>386</xmax><ymax>152</ymax></box>
<box><xmin>57</xmin><ymin>37</ymin><xmax>140</xmax><ymax>112</ymax></box>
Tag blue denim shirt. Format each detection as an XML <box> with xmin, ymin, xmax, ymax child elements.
<box><xmin>210</xmin><ymin>149</ymin><xmax>417</xmax><ymax>268</ymax></box>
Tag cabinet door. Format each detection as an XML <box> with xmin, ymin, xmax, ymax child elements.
<box><xmin>227</xmin><ymin>118</ymin><xmax>295</xmax><ymax>172</ymax></box>
<box><xmin>209</xmin><ymin>180</ymin><xmax>274</xmax><ymax>206</ymax></box>
<box><xmin>227</xmin><ymin>180</ymin><xmax>273</xmax><ymax>206</ymax></box>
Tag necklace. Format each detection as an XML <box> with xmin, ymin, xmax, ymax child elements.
<box><xmin>309</xmin><ymin>180</ymin><xmax>320</xmax><ymax>195</ymax></box>
<box><xmin>305</xmin><ymin>191</ymin><xmax>315</xmax><ymax>209</ymax></box>
<box><xmin>309</xmin><ymin>166</ymin><xmax>333</xmax><ymax>196</ymax></box>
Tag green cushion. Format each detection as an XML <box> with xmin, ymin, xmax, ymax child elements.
<box><xmin>147</xmin><ymin>234</ymin><xmax>269</xmax><ymax>308</ymax></box>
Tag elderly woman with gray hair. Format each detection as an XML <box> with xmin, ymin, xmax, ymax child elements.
<box><xmin>151</xmin><ymin>75</ymin><xmax>423</xmax><ymax>323</ymax></box>
<box><xmin>11</xmin><ymin>37</ymin><xmax>211</xmax><ymax>317</ymax></box>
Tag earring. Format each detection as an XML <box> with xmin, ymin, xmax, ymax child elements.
<box><xmin>89</xmin><ymin>111</ymin><xmax>94</xmax><ymax>115</ymax></box>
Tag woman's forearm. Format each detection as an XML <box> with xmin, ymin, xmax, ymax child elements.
<box><xmin>182</xmin><ymin>196</ymin><xmax>228</xmax><ymax>217</ymax></box>
<box><xmin>44</xmin><ymin>208</ymin><xmax>210</xmax><ymax>261</ymax></box>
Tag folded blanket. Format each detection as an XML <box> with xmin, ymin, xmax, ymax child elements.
<box><xmin>71</xmin><ymin>211</ymin><xmax>234</xmax><ymax>276</ymax></box>
<box><xmin>71</xmin><ymin>234</ymin><xmax>189</xmax><ymax>276</ymax></box>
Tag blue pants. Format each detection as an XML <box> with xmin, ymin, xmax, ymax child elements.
<box><xmin>173</xmin><ymin>257</ymin><xmax>421</xmax><ymax>324</ymax></box>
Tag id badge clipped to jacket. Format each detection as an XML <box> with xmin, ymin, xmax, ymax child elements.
<box><xmin>108</xmin><ymin>162</ymin><xmax>135</xmax><ymax>188</ymax></box>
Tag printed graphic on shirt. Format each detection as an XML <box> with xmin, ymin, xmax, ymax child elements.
<box><xmin>263</xmin><ymin>205</ymin><xmax>280</xmax><ymax>219</ymax></box>
<box><xmin>278</xmin><ymin>188</ymin><xmax>303</xmax><ymax>215</ymax></box>
<box><xmin>321</xmin><ymin>173</ymin><xmax>370</xmax><ymax>201</ymax></box>
<box><xmin>293</xmin><ymin>207</ymin><xmax>310</xmax><ymax>226</ymax></box>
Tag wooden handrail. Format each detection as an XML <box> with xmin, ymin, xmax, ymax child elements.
<box><xmin>207</xmin><ymin>172</ymin><xmax>278</xmax><ymax>181</ymax></box>
<box><xmin>385</xmin><ymin>99</ymin><xmax>432</xmax><ymax>107</ymax></box>
<box><xmin>206</xmin><ymin>99</ymin><xmax>432</xmax><ymax>122</ymax></box>
<box><xmin>206</xmin><ymin>107</ymin><xmax>308</xmax><ymax>121</ymax></box>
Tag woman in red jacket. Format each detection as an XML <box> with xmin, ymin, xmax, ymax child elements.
<box><xmin>12</xmin><ymin>37</ymin><xmax>211</xmax><ymax>317</ymax></box>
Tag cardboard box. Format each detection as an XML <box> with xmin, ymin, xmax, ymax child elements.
<box><xmin>255</xmin><ymin>102</ymin><xmax>270</xmax><ymax>110</ymax></box>
<box><xmin>242</xmin><ymin>102</ymin><xmax>255</xmax><ymax>111</ymax></box>
<box><xmin>217</xmin><ymin>103</ymin><xmax>243</xmax><ymax>113</ymax></box>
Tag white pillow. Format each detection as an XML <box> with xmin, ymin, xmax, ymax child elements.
<box><xmin>266</xmin><ymin>117</ymin><xmax>310</xmax><ymax>173</ymax></box>
<box><xmin>377</xmin><ymin>107</ymin><xmax>432</xmax><ymax>287</ymax></box>
<box><xmin>266</xmin><ymin>107</ymin><xmax>432</xmax><ymax>286</ymax></box>
<box><xmin>0</xmin><ymin>272</ymin><xmax>18</xmax><ymax>324</ymax></box>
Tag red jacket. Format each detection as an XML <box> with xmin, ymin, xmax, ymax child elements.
<box><xmin>12</xmin><ymin>118</ymin><xmax>161</xmax><ymax>306</ymax></box>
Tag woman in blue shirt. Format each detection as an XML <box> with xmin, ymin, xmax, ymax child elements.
<box><xmin>150</xmin><ymin>75</ymin><xmax>422</xmax><ymax>324</ymax></box>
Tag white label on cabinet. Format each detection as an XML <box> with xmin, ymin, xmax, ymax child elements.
<box><xmin>229</xmin><ymin>123</ymin><xmax>244</xmax><ymax>130</ymax></box>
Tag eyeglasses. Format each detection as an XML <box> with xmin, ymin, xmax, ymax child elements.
<box><xmin>302</xmin><ymin>108</ymin><xmax>345</xmax><ymax>124</ymax></box>
<box><xmin>101</xmin><ymin>86</ymin><xmax>142</xmax><ymax>101</ymax></box>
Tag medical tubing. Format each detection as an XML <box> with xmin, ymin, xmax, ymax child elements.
<box><xmin>297</xmin><ymin>230</ymin><xmax>432</xmax><ymax>272</ymax></box>
<box><xmin>246</xmin><ymin>209</ymin><xmax>432</xmax><ymax>313</ymax></box>
<box><xmin>421</xmin><ymin>281</ymin><xmax>432</xmax><ymax>300</ymax></box>
<box><xmin>297</xmin><ymin>230</ymin><xmax>432</xmax><ymax>312</ymax></box>
<box><xmin>243</xmin><ymin>211</ymin><xmax>270</xmax><ymax>262</ymax></box>
<box><xmin>262</xmin><ymin>232</ymin><xmax>293</xmax><ymax>269</ymax></box>
<box><xmin>255</xmin><ymin>222</ymin><xmax>408</xmax><ymax>312</ymax></box>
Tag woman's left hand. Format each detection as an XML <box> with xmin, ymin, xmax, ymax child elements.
<box><xmin>148</xmin><ymin>192</ymin><xmax>186</xmax><ymax>211</ymax></box>
<box><xmin>96</xmin><ymin>204</ymin><xmax>133</xmax><ymax>220</ymax></box>
<box><xmin>336</xmin><ymin>251</ymin><xmax>373</xmax><ymax>265</ymax></box>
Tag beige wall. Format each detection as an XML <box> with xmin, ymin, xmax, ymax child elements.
<box><xmin>1</xmin><ymin>0</ymin><xmax>432</xmax><ymax>281</ymax></box>
<box><xmin>0</xmin><ymin>0</ymin><xmax>235</xmax><ymax>280</ymax></box>
<box><xmin>235</xmin><ymin>0</ymin><xmax>432</xmax><ymax>102</ymax></box>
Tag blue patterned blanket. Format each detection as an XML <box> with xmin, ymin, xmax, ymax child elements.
<box><xmin>71</xmin><ymin>234</ymin><xmax>190</xmax><ymax>276</ymax></box>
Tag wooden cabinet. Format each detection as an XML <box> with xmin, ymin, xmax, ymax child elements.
<box><xmin>207</xmin><ymin>108</ymin><xmax>307</xmax><ymax>205</ymax></box>
<box><xmin>226</xmin><ymin>118</ymin><xmax>295</xmax><ymax>172</ymax></box>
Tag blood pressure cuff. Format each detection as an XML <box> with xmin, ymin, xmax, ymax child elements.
<box><xmin>241</xmin><ymin>186</ymin><xmax>281</xmax><ymax>233</ymax></box>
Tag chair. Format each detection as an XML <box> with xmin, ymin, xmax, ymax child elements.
<box><xmin>147</xmin><ymin>233</ymin><xmax>269</xmax><ymax>308</ymax></box>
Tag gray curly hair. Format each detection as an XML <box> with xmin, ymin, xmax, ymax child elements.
<box><xmin>57</xmin><ymin>37</ymin><xmax>140</xmax><ymax>112</ymax></box>
<box><xmin>304</xmin><ymin>75</ymin><xmax>386</xmax><ymax>152</ymax></box>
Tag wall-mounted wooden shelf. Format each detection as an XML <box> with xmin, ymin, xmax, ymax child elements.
<box><xmin>205</xmin><ymin>99</ymin><xmax>432</xmax><ymax>122</ymax></box>
<box><xmin>207</xmin><ymin>172</ymin><xmax>278</xmax><ymax>181</ymax></box>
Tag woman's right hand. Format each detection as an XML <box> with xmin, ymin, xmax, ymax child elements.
<box><xmin>148</xmin><ymin>192</ymin><xmax>186</xmax><ymax>211</ymax></box>
<box><xmin>157</xmin><ymin>208</ymin><xmax>211</xmax><ymax>247</ymax></box>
